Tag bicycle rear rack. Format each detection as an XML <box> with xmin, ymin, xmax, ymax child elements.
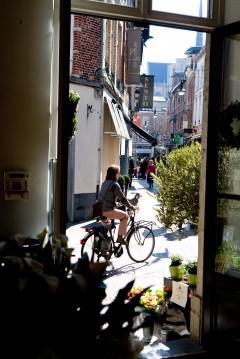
<box><xmin>134</xmin><ymin>219</ymin><xmax>154</xmax><ymax>229</ymax></box>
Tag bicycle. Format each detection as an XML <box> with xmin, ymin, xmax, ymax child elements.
<box><xmin>80</xmin><ymin>207</ymin><xmax>155</xmax><ymax>263</ymax></box>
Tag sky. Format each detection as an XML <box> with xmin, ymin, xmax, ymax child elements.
<box><xmin>141</xmin><ymin>0</ymin><xmax>207</xmax><ymax>71</ymax></box>
<box><xmin>141</xmin><ymin>27</ymin><xmax>201</xmax><ymax>70</ymax></box>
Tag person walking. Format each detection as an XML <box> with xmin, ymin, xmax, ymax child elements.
<box><xmin>161</xmin><ymin>153</ymin><xmax>167</xmax><ymax>166</ymax></box>
<box><xmin>128</xmin><ymin>156</ymin><xmax>135</xmax><ymax>187</ymax></box>
<box><xmin>98</xmin><ymin>164</ymin><xmax>139</xmax><ymax>245</ymax></box>
<box><xmin>146</xmin><ymin>159</ymin><xmax>156</xmax><ymax>188</ymax></box>
<box><xmin>139</xmin><ymin>157</ymin><xmax>148</xmax><ymax>179</ymax></box>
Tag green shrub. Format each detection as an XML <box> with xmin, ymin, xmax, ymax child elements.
<box><xmin>154</xmin><ymin>142</ymin><xmax>201</xmax><ymax>230</ymax></box>
<box><xmin>118</xmin><ymin>175</ymin><xmax>125</xmax><ymax>191</ymax></box>
<box><xmin>68</xmin><ymin>90</ymin><xmax>80</xmax><ymax>142</ymax></box>
<box><xmin>118</xmin><ymin>175</ymin><xmax>131</xmax><ymax>196</ymax></box>
<box><xmin>123</xmin><ymin>174</ymin><xmax>131</xmax><ymax>185</ymax></box>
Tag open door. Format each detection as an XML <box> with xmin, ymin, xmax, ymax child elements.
<box><xmin>203</xmin><ymin>21</ymin><xmax>240</xmax><ymax>355</ymax></box>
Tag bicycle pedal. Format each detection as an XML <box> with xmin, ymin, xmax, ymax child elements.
<box><xmin>100</xmin><ymin>251</ymin><xmax>111</xmax><ymax>259</ymax></box>
<box><xmin>114</xmin><ymin>244</ymin><xmax>123</xmax><ymax>258</ymax></box>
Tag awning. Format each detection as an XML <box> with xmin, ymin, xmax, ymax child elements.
<box><xmin>106</xmin><ymin>96</ymin><xmax>130</xmax><ymax>140</ymax></box>
<box><xmin>131</xmin><ymin>122</ymin><xmax>157</xmax><ymax>146</ymax></box>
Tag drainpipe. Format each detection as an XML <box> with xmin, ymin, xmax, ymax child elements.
<box><xmin>96</xmin><ymin>18</ymin><xmax>104</xmax><ymax>195</ymax></box>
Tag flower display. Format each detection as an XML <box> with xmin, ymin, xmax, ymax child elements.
<box><xmin>127</xmin><ymin>286</ymin><xmax>145</xmax><ymax>300</ymax></box>
<box><xmin>127</xmin><ymin>287</ymin><xmax>168</xmax><ymax>317</ymax></box>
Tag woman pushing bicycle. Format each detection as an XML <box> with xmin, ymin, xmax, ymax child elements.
<box><xmin>98</xmin><ymin>164</ymin><xmax>139</xmax><ymax>245</ymax></box>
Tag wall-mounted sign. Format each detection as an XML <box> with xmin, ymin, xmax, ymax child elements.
<box><xmin>126</xmin><ymin>28</ymin><xmax>141</xmax><ymax>84</ymax></box>
<box><xmin>139</xmin><ymin>74</ymin><xmax>154</xmax><ymax>109</ymax></box>
<box><xmin>174</xmin><ymin>133</ymin><xmax>180</xmax><ymax>144</ymax></box>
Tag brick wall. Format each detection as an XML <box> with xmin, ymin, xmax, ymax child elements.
<box><xmin>72</xmin><ymin>15</ymin><xmax>101</xmax><ymax>82</ymax></box>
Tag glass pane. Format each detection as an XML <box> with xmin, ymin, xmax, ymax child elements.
<box><xmin>152</xmin><ymin>0</ymin><xmax>210</xmax><ymax>18</ymax></box>
<box><xmin>217</xmin><ymin>35</ymin><xmax>240</xmax><ymax>195</ymax></box>
<box><xmin>218</xmin><ymin>148</ymin><xmax>240</xmax><ymax>195</ymax></box>
<box><xmin>222</xmin><ymin>36</ymin><xmax>240</xmax><ymax>109</ymax></box>
<box><xmin>216</xmin><ymin>32</ymin><xmax>240</xmax><ymax>277</ymax></box>
<box><xmin>216</xmin><ymin>199</ymin><xmax>240</xmax><ymax>277</ymax></box>
<box><xmin>86</xmin><ymin>0</ymin><xmax>136</xmax><ymax>7</ymax></box>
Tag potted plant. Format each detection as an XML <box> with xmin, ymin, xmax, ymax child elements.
<box><xmin>118</xmin><ymin>175</ymin><xmax>125</xmax><ymax>191</ymax></box>
<box><xmin>185</xmin><ymin>260</ymin><xmax>198</xmax><ymax>287</ymax></box>
<box><xmin>117</xmin><ymin>174</ymin><xmax>131</xmax><ymax>196</ymax></box>
<box><xmin>122</xmin><ymin>174</ymin><xmax>131</xmax><ymax>195</ymax></box>
<box><xmin>0</xmin><ymin>231</ymin><xmax>147</xmax><ymax>358</ymax></box>
<box><xmin>169</xmin><ymin>254</ymin><xmax>184</xmax><ymax>280</ymax></box>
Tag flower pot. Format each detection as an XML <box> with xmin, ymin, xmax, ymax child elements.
<box><xmin>169</xmin><ymin>265</ymin><xmax>184</xmax><ymax>280</ymax></box>
<box><xmin>155</xmin><ymin>303</ymin><xmax>168</xmax><ymax>325</ymax></box>
<box><xmin>188</xmin><ymin>273</ymin><xmax>197</xmax><ymax>287</ymax></box>
<box><xmin>140</xmin><ymin>311</ymin><xmax>154</xmax><ymax>343</ymax></box>
<box><xmin>160</xmin><ymin>326</ymin><xmax>176</xmax><ymax>342</ymax></box>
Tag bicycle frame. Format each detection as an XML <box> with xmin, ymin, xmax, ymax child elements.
<box><xmin>126</xmin><ymin>210</ymin><xmax>154</xmax><ymax>233</ymax></box>
<box><xmin>81</xmin><ymin>204</ymin><xmax>155</xmax><ymax>263</ymax></box>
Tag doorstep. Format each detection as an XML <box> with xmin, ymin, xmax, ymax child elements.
<box><xmin>135</xmin><ymin>295</ymin><xmax>208</xmax><ymax>358</ymax></box>
<box><xmin>138</xmin><ymin>338</ymin><xmax>208</xmax><ymax>358</ymax></box>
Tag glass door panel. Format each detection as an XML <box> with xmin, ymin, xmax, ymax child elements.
<box><xmin>216</xmin><ymin>32</ymin><xmax>240</xmax><ymax>277</ymax></box>
<box><xmin>216</xmin><ymin>198</ymin><xmax>240</xmax><ymax>275</ymax></box>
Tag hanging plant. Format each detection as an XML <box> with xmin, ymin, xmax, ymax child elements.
<box><xmin>218</xmin><ymin>100</ymin><xmax>240</xmax><ymax>149</ymax></box>
<box><xmin>68</xmin><ymin>90</ymin><xmax>80</xmax><ymax>142</ymax></box>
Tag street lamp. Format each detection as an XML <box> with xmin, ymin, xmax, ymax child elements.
<box><xmin>134</xmin><ymin>88</ymin><xmax>141</xmax><ymax>100</ymax></box>
<box><xmin>177</xmin><ymin>80</ymin><xmax>186</xmax><ymax>96</ymax></box>
<box><xmin>134</xmin><ymin>88</ymin><xmax>141</xmax><ymax>111</ymax></box>
<box><xmin>143</xmin><ymin>121</ymin><xmax>149</xmax><ymax>133</ymax></box>
<box><xmin>157</xmin><ymin>131</ymin><xmax>162</xmax><ymax>145</ymax></box>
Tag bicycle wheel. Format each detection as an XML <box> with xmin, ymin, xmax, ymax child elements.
<box><xmin>81</xmin><ymin>231</ymin><xmax>112</xmax><ymax>262</ymax></box>
<box><xmin>126</xmin><ymin>225</ymin><xmax>155</xmax><ymax>263</ymax></box>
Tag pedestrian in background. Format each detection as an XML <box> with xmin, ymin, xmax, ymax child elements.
<box><xmin>146</xmin><ymin>159</ymin><xmax>156</xmax><ymax>188</ymax></box>
<box><xmin>162</xmin><ymin>153</ymin><xmax>167</xmax><ymax>166</ymax></box>
<box><xmin>139</xmin><ymin>157</ymin><xmax>148</xmax><ymax>179</ymax></box>
<box><xmin>128</xmin><ymin>156</ymin><xmax>135</xmax><ymax>187</ymax></box>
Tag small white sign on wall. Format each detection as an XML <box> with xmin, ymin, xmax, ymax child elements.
<box><xmin>170</xmin><ymin>280</ymin><xmax>189</xmax><ymax>308</ymax></box>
